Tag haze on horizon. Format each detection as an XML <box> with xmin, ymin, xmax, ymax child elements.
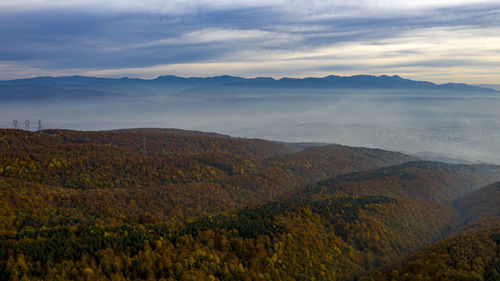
<box><xmin>1</xmin><ymin>0</ymin><xmax>500</xmax><ymax>84</ymax></box>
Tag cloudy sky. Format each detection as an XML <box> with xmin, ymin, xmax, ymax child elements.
<box><xmin>1</xmin><ymin>0</ymin><xmax>499</xmax><ymax>84</ymax></box>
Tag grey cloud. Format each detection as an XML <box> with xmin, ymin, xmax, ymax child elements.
<box><xmin>385</xmin><ymin>59</ymin><xmax>500</xmax><ymax>69</ymax></box>
<box><xmin>0</xmin><ymin>2</ymin><xmax>499</xmax><ymax>80</ymax></box>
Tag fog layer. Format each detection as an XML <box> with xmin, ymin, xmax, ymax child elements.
<box><xmin>2</xmin><ymin>88</ymin><xmax>499</xmax><ymax>164</ymax></box>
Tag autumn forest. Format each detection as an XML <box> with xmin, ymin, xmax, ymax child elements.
<box><xmin>1</xmin><ymin>128</ymin><xmax>499</xmax><ymax>281</ymax></box>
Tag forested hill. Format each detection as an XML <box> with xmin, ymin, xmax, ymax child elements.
<box><xmin>365</xmin><ymin>216</ymin><xmax>500</xmax><ymax>281</ymax></box>
<box><xmin>302</xmin><ymin>161</ymin><xmax>500</xmax><ymax>204</ymax></box>
<box><xmin>363</xmin><ymin>181</ymin><xmax>500</xmax><ymax>280</ymax></box>
<box><xmin>0</xmin><ymin>128</ymin><xmax>414</xmax><ymax>221</ymax></box>
<box><xmin>1</xmin><ymin>190</ymin><xmax>458</xmax><ymax>280</ymax></box>
<box><xmin>266</xmin><ymin>144</ymin><xmax>415</xmax><ymax>182</ymax></box>
<box><xmin>1</xmin><ymin>128</ymin><xmax>500</xmax><ymax>280</ymax></box>
<box><xmin>458</xmin><ymin>182</ymin><xmax>500</xmax><ymax>223</ymax></box>
<box><xmin>111</xmin><ymin>128</ymin><xmax>233</xmax><ymax>138</ymax></box>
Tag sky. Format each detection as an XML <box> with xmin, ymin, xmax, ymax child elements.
<box><xmin>1</xmin><ymin>0</ymin><xmax>500</xmax><ymax>84</ymax></box>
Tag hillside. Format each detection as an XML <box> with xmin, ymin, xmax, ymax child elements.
<box><xmin>0</xmin><ymin>129</ymin><xmax>414</xmax><ymax>222</ymax></box>
<box><xmin>0</xmin><ymin>195</ymin><xmax>457</xmax><ymax>280</ymax></box>
<box><xmin>360</xmin><ymin>182</ymin><xmax>500</xmax><ymax>280</ymax></box>
<box><xmin>1</xmin><ymin>128</ymin><xmax>499</xmax><ymax>280</ymax></box>
<box><xmin>112</xmin><ymin>128</ymin><xmax>232</xmax><ymax>139</ymax></box>
<box><xmin>267</xmin><ymin>144</ymin><xmax>416</xmax><ymax>181</ymax></box>
<box><xmin>304</xmin><ymin>161</ymin><xmax>500</xmax><ymax>204</ymax></box>
<box><xmin>365</xmin><ymin>217</ymin><xmax>500</xmax><ymax>281</ymax></box>
<box><xmin>458</xmin><ymin>182</ymin><xmax>500</xmax><ymax>223</ymax></box>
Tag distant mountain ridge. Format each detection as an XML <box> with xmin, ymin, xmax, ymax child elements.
<box><xmin>0</xmin><ymin>74</ymin><xmax>497</xmax><ymax>100</ymax></box>
<box><xmin>228</xmin><ymin>74</ymin><xmax>498</xmax><ymax>92</ymax></box>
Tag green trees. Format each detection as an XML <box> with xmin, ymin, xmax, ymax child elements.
<box><xmin>0</xmin><ymin>195</ymin><xmax>458</xmax><ymax>280</ymax></box>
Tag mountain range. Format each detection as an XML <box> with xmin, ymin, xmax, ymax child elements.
<box><xmin>0</xmin><ymin>74</ymin><xmax>497</xmax><ymax>101</ymax></box>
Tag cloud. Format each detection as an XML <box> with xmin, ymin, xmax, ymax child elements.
<box><xmin>77</xmin><ymin>25</ymin><xmax>499</xmax><ymax>84</ymax></box>
<box><xmin>2</xmin><ymin>0</ymin><xmax>498</xmax><ymax>15</ymax></box>
<box><xmin>0</xmin><ymin>1</ymin><xmax>499</xmax><ymax>83</ymax></box>
<box><xmin>134</xmin><ymin>28</ymin><xmax>298</xmax><ymax>48</ymax></box>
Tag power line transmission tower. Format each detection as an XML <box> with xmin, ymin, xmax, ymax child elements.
<box><xmin>13</xmin><ymin>120</ymin><xmax>18</xmax><ymax>129</ymax></box>
<box><xmin>24</xmin><ymin>120</ymin><xmax>30</xmax><ymax>130</ymax></box>
<box><xmin>38</xmin><ymin>119</ymin><xmax>42</xmax><ymax>131</ymax></box>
